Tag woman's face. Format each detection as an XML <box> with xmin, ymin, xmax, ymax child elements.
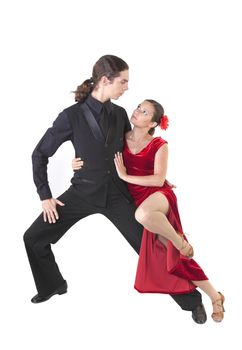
<box><xmin>106</xmin><ymin>69</ymin><xmax>129</xmax><ymax>100</ymax></box>
<box><xmin>130</xmin><ymin>100</ymin><xmax>155</xmax><ymax>128</ymax></box>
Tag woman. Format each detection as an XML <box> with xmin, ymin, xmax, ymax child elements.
<box><xmin>72</xmin><ymin>99</ymin><xmax>225</xmax><ymax>322</ymax></box>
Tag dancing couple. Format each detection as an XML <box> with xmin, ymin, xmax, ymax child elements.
<box><xmin>24</xmin><ymin>55</ymin><xmax>224</xmax><ymax>323</ymax></box>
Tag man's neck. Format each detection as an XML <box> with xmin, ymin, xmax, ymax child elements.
<box><xmin>91</xmin><ymin>90</ymin><xmax>109</xmax><ymax>103</ymax></box>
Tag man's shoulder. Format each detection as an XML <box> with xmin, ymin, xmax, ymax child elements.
<box><xmin>110</xmin><ymin>102</ymin><xmax>127</xmax><ymax>115</ymax></box>
<box><xmin>62</xmin><ymin>102</ymin><xmax>81</xmax><ymax>114</ymax></box>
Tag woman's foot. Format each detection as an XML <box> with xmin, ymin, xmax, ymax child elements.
<box><xmin>178</xmin><ymin>233</ymin><xmax>194</xmax><ymax>259</ymax></box>
<box><xmin>211</xmin><ymin>292</ymin><xmax>225</xmax><ymax>322</ymax></box>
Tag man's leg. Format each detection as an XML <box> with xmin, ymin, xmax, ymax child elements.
<box><xmin>102</xmin><ymin>186</ymin><xmax>143</xmax><ymax>255</ymax></box>
<box><xmin>23</xmin><ymin>188</ymin><xmax>96</xmax><ymax>298</ymax></box>
<box><xmin>170</xmin><ymin>290</ymin><xmax>202</xmax><ymax>311</ymax></box>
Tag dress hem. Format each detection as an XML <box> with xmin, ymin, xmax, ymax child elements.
<box><xmin>134</xmin><ymin>285</ymin><xmax>197</xmax><ymax>295</ymax></box>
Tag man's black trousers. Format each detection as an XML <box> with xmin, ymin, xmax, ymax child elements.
<box><xmin>23</xmin><ymin>184</ymin><xmax>201</xmax><ymax>310</ymax></box>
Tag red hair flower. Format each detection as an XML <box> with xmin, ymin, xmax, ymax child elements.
<box><xmin>160</xmin><ymin>115</ymin><xmax>169</xmax><ymax>130</ymax></box>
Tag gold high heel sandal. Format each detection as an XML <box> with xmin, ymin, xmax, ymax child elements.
<box><xmin>178</xmin><ymin>233</ymin><xmax>194</xmax><ymax>259</ymax></box>
<box><xmin>211</xmin><ymin>292</ymin><xmax>225</xmax><ymax>322</ymax></box>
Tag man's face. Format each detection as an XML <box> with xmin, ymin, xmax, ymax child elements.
<box><xmin>107</xmin><ymin>70</ymin><xmax>129</xmax><ymax>100</ymax></box>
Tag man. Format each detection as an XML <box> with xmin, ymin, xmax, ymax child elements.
<box><xmin>23</xmin><ymin>54</ymin><xmax>207</xmax><ymax>324</ymax></box>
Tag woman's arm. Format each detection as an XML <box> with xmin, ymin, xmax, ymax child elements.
<box><xmin>114</xmin><ymin>144</ymin><xmax>168</xmax><ymax>187</ymax></box>
<box><xmin>72</xmin><ymin>157</ymin><xmax>84</xmax><ymax>170</ymax></box>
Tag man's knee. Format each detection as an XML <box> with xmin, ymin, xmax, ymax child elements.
<box><xmin>23</xmin><ymin>222</ymin><xmax>42</xmax><ymax>249</ymax></box>
<box><xmin>23</xmin><ymin>226</ymin><xmax>34</xmax><ymax>248</ymax></box>
<box><xmin>23</xmin><ymin>215</ymin><xmax>45</xmax><ymax>247</ymax></box>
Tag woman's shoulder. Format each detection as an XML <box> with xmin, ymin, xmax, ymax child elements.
<box><xmin>152</xmin><ymin>136</ymin><xmax>168</xmax><ymax>146</ymax></box>
<box><xmin>150</xmin><ymin>137</ymin><xmax>168</xmax><ymax>155</ymax></box>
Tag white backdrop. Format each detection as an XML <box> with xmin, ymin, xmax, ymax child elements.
<box><xmin>0</xmin><ymin>0</ymin><xmax>241</xmax><ymax>349</ymax></box>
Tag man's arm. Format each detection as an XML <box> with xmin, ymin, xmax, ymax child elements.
<box><xmin>32</xmin><ymin>110</ymin><xmax>72</xmax><ymax>200</ymax></box>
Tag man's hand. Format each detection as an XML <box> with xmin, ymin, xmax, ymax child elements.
<box><xmin>42</xmin><ymin>198</ymin><xmax>65</xmax><ymax>224</ymax></box>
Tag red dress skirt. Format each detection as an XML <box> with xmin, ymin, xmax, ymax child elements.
<box><xmin>123</xmin><ymin>137</ymin><xmax>208</xmax><ymax>295</ymax></box>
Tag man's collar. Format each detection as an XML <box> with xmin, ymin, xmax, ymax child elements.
<box><xmin>86</xmin><ymin>94</ymin><xmax>112</xmax><ymax>114</ymax></box>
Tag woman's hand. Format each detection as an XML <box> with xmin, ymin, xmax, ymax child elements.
<box><xmin>42</xmin><ymin>198</ymin><xmax>65</xmax><ymax>224</ymax></box>
<box><xmin>114</xmin><ymin>152</ymin><xmax>127</xmax><ymax>180</ymax></box>
<box><xmin>72</xmin><ymin>157</ymin><xmax>84</xmax><ymax>171</ymax></box>
<box><xmin>166</xmin><ymin>179</ymin><xmax>177</xmax><ymax>188</ymax></box>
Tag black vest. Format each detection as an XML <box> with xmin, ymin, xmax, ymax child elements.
<box><xmin>65</xmin><ymin>101</ymin><xmax>133</xmax><ymax>207</ymax></box>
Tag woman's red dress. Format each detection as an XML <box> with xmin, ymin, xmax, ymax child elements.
<box><xmin>123</xmin><ymin>137</ymin><xmax>208</xmax><ymax>294</ymax></box>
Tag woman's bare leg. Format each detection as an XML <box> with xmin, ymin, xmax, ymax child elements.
<box><xmin>135</xmin><ymin>192</ymin><xmax>224</xmax><ymax>320</ymax></box>
<box><xmin>157</xmin><ymin>235</ymin><xmax>169</xmax><ymax>247</ymax></box>
<box><xmin>135</xmin><ymin>192</ymin><xmax>190</xmax><ymax>253</ymax></box>
<box><xmin>192</xmin><ymin>280</ymin><xmax>224</xmax><ymax>319</ymax></box>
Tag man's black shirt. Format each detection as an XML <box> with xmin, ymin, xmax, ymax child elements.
<box><xmin>31</xmin><ymin>94</ymin><xmax>131</xmax><ymax>203</ymax></box>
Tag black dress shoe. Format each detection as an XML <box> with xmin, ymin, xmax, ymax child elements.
<box><xmin>192</xmin><ymin>303</ymin><xmax>207</xmax><ymax>324</ymax></box>
<box><xmin>31</xmin><ymin>281</ymin><xmax>68</xmax><ymax>304</ymax></box>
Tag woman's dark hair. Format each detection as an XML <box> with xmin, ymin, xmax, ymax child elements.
<box><xmin>146</xmin><ymin>99</ymin><xmax>165</xmax><ymax>135</ymax></box>
<box><xmin>74</xmin><ymin>55</ymin><xmax>129</xmax><ymax>103</ymax></box>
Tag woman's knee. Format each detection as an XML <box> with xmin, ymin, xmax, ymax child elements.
<box><xmin>135</xmin><ymin>207</ymin><xmax>150</xmax><ymax>225</ymax></box>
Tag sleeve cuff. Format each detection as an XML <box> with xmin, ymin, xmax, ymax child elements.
<box><xmin>38</xmin><ymin>187</ymin><xmax>52</xmax><ymax>201</ymax></box>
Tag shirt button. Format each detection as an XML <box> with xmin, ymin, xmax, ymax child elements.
<box><xmin>105</xmin><ymin>158</ymin><xmax>109</xmax><ymax>161</ymax></box>
<box><xmin>107</xmin><ymin>170</ymin><xmax>110</xmax><ymax>174</ymax></box>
